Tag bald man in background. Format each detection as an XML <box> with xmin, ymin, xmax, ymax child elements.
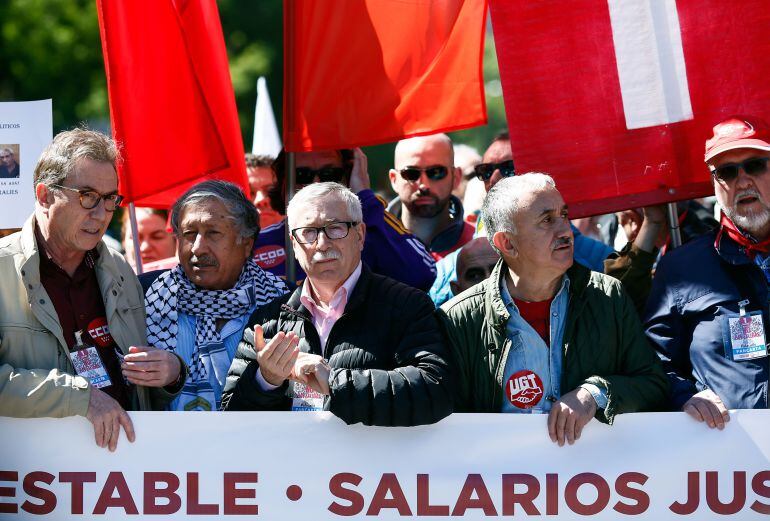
<box><xmin>387</xmin><ymin>133</ymin><xmax>475</xmax><ymax>260</ymax></box>
<box><xmin>450</xmin><ymin>237</ymin><xmax>499</xmax><ymax>296</ymax></box>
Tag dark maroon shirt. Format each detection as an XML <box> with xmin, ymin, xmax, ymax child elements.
<box><xmin>37</xmin><ymin>231</ymin><xmax>132</xmax><ymax>409</ymax></box>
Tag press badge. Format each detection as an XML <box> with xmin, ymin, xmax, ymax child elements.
<box><xmin>290</xmin><ymin>382</ymin><xmax>324</xmax><ymax>411</ymax></box>
<box><xmin>69</xmin><ymin>330</ymin><xmax>112</xmax><ymax>388</ymax></box>
<box><xmin>721</xmin><ymin>300</ymin><xmax>769</xmax><ymax>362</ymax></box>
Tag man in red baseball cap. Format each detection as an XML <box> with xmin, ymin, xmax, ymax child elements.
<box><xmin>645</xmin><ymin>115</ymin><xmax>770</xmax><ymax>429</ymax></box>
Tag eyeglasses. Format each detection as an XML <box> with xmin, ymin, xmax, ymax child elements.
<box><xmin>473</xmin><ymin>160</ymin><xmax>515</xmax><ymax>181</ymax></box>
<box><xmin>399</xmin><ymin>165</ymin><xmax>448</xmax><ymax>182</ymax></box>
<box><xmin>710</xmin><ymin>157</ymin><xmax>770</xmax><ymax>183</ymax></box>
<box><xmin>290</xmin><ymin>221</ymin><xmax>358</xmax><ymax>244</ymax></box>
<box><xmin>50</xmin><ymin>184</ymin><xmax>124</xmax><ymax>212</ymax></box>
<box><xmin>295</xmin><ymin>166</ymin><xmax>347</xmax><ymax>185</ymax></box>
<box><xmin>291</xmin><ymin>221</ymin><xmax>358</xmax><ymax>244</ymax></box>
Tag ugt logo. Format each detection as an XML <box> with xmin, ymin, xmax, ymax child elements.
<box><xmin>506</xmin><ymin>370</ymin><xmax>544</xmax><ymax>409</ymax></box>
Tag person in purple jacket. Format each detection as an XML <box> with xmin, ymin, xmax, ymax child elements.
<box><xmin>253</xmin><ymin>147</ymin><xmax>436</xmax><ymax>291</ymax></box>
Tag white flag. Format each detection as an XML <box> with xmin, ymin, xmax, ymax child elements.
<box><xmin>251</xmin><ymin>76</ymin><xmax>282</xmax><ymax>158</ymax></box>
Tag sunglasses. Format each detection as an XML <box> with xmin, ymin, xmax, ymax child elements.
<box><xmin>399</xmin><ymin>165</ymin><xmax>448</xmax><ymax>182</ymax></box>
<box><xmin>295</xmin><ymin>166</ymin><xmax>347</xmax><ymax>185</ymax></box>
<box><xmin>711</xmin><ymin>157</ymin><xmax>770</xmax><ymax>183</ymax></box>
<box><xmin>473</xmin><ymin>160</ymin><xmax>516</xmax><ymax>181</ymax></box>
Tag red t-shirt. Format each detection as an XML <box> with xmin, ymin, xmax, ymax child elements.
<box><xmin>513</xmin><ymin>297</ymin><xmax>553</xmax><ymax>346</ymax></box>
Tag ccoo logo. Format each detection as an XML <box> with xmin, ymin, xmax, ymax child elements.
<box><xmin>87</xmin><ymin>317</ymin><xmax>114</xmax><ymax>348</ymax></box>
<box><xmin>253</xmin><ymin>245</ymin><xmax>286</xmax><ymax>269</ymax></box>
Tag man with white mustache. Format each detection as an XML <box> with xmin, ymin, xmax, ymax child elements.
<box><xmin>221</xmin><ymin>182</ymin><xmax>452</xmax><ymax>426</ymax></box>
<box><xmin>645</xmin><ymin>116</ymin><xmax>770</xmax><ymax>428</ymax></box>
<box><xmin>439</xmin><ymin>174</ymin><xmax>667</xmax><ymax>446</ymax></box>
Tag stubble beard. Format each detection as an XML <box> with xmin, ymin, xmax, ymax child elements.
<box><xmin>406</xmin><ymin>195</ymin><xmax>450</xmax><ymax>219</ymax></box>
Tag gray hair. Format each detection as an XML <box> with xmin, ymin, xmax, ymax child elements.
<box><xmin>170</xmin><ymin>180</ymin><xmax>259</xmax><ymax>241</ymax></box>
<box><xmin>481</xmin><ymin>172</ymin><xmax>556</xmax><ymax>252</ymax></box>
<box><xmin>286</xmin><ymin>182</ymin><xmax>362</xmax><ymax>229</ymax></box>
<box><xmin>34</xmin><ymin>127</ymin><xmax>119</xmax><ymax>189</ymax></box>
<box><xmin>0</xmin><ymin>147</ymin><xmax>13</xmax><ymax>156</ymax></box>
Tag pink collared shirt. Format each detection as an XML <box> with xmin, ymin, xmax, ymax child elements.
<box><xmin>255</xmin><ymin>262</ymin><xmax>363</xmax><ymax>391</ymax></box>
<box><xmin>300</xmin><ymin>261</ymin><xmax>362</xmax><ymax>350</ymax></box>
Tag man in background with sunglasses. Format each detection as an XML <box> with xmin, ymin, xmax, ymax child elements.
<box><xmin>387</xmin><ymin>133</ymin><xmax>475</xmax><ymax>260</ymax></box>
<box><xmin>0</xmin><ymin>128</ymin><xmax>182</xmax><ymax>452</ymax></box>
<box><xmin>253</xmin><ymin>148</ymin><xmax>436</xmax><ymax>291</ymax></box>
<box><xmin>645</xmin><ymin>116</ymin><xmax>770</xmax><ymax>428</ymax></box>
<box><xmin>474</xmin><ymin>131</ymin><xmax>517</xmax><ymax>194</ymax></box>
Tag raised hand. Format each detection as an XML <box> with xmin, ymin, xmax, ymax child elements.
<box><xmin>254</xmin><ymin>325</ymin><xmax>300</xmax><ymax>386</ymax></box>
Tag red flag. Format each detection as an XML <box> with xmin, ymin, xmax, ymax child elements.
<box><xmin>97</xmin><ymin>0</ymin><xmax>248</xmax><ymax>208</ymax></box>
<box><xmin>490</xmin><ymin>0</ymin><xmax>770</xmax><ymax>217</ymax></box>
<box><xmin>283</xmin><ymin>0</ymin><xmax>488</xmax><ymax>152</ymax></box>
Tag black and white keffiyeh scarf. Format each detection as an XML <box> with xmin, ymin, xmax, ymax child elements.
<box><xmin>145</xmin><ymin>258</ymin><xmax>287</xmax><ymax>410</ymax></box>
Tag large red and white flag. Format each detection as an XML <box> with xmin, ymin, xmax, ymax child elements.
<box><xmin>283</xmin><ymin>0</ymin><xmax>488</xmax><ymax>152</ymax></box>
<box><xmin>490</xmin><ymin>0</ymin><xmax>770</xmax><ymax>217</ymax></box>
<box><xmin>97</xmin><ymin>0</ymin><xmax>248</xmax><ymax>208</ymax></box>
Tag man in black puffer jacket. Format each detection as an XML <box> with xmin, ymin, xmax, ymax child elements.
<box><xmin>221</xmin><ymin>182</ymin><xmax>452</xmax><ymax>426</ymax></box>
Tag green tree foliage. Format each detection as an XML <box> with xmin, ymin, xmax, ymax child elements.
<box><xmin>450</xmin><ymin>32</ymin><xmax>508</xmax><ymax>153</ymax></box>
<box><xmin>0</xmin><ymin>1</ymin><xmax>505</xmax><ymax>194</ymax></box>
<box><xmin>0</xmin><ymin>0</ymin><xmax>108</xmax><ymax>130</ymax></box>
<box><xmin>218</xmin><ymin>0</ymin><xmax>283</xmax><ymax>147</ymax></box>
<box><xmin>0</xmin><ymin>0</ymin><xmax>284</xmax><ymax>137</ymax></box>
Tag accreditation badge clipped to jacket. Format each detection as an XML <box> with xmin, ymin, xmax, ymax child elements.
<box><xmin>720</xmin><ymin>299</ymin><xmax>770</xmax><ymax>362</ymax></box>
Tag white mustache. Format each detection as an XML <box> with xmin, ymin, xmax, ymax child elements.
<box><xmin>735</xmin><ymin>189</ymin><xmax>762</xmax><ymax>203</ymax></box>
<box><xmin>311</xmin><ymin>250</ymin><xmax>341</xmax><ymax>263</ymax></box>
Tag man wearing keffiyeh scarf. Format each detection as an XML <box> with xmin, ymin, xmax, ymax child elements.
<box><xmin>143</xmin><ymin>181</ymin><xmax>287</xmax><ymax>411</ymax></box>
<box><xmin>644</xmin><ymin>116</ymin><xmax>770</xmax><ymax>428</ymax></box>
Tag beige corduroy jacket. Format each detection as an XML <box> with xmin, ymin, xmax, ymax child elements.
<box><xmin>0</xmin><ymin>215</ymin><xmax>176</xmax><ymax>418</ymax></box>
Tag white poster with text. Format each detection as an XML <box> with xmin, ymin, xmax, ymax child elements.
<box><xmin>0</xmin><ymin>100</ymin><xmax>52</xmax><ymax>229</ymax></box>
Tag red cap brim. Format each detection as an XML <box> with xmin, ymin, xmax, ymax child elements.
<box><xmin>705</xmin><ymin>139</ymin><xmax>770</xmax><ymax>162</ymax></box>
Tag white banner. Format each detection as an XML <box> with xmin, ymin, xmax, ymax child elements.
<box><xmin>607</xmin><ymin>0</ymin><xmax>693</xmax><ymax>129</ymax></box>
<box><xmin>251</xmin><ymin>77</ymin><xmax>281</xmax><ymax>158</ymax></box>
<box><xmin>0</xmin><ymin>100</ymin><xmax>52</xmax><ymax>229</ymax></box>
<box><xmin>0</xmin><ymin>411</ymin><xmax>769</xmax><ymax>520</ymax></box>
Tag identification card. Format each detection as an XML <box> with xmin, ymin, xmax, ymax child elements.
<box><xmin>290</xmin><ymin>382</ymin><xmax>324</xmax><ymax>411</ymax></box>
<box><xmin>69</xmin><ymin>346</ymin><xmax>112</xmax><ymax>388</ymax></box>
<box><xmin>722</xmin><ymin>310</ymin><xmax>768</xmax><ymax>362</ymax></box>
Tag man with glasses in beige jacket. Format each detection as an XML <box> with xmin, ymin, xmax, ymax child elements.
<box><xmin>0</xmin><ymin>128</ymin><xmax>183</xmax><ymax>451</ymax></box>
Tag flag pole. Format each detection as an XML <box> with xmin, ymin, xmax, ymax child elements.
<box><xmin>666</xmin><ymin>202</ymin><xmax>682</xmax><ymax>249</ymax></box>
<box><xmin>285</xmin><ymin>152</ymin><xmax>297</xmax><ymax>285</ymax></box>
<box><xmin>283</xmin><ymin>2</ymin><xmax>296</xmax><ymax>286</ymax></box>
<box><xmin>128</xmin><ymin>202</ymin><xmax>144</xmax><ymax>274</ymax></box>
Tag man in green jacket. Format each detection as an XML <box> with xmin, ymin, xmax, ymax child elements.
<box><xmin>438</xmin><ymin>173</ymin><xmax>667</xmax><ymax>446</ymax></box>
